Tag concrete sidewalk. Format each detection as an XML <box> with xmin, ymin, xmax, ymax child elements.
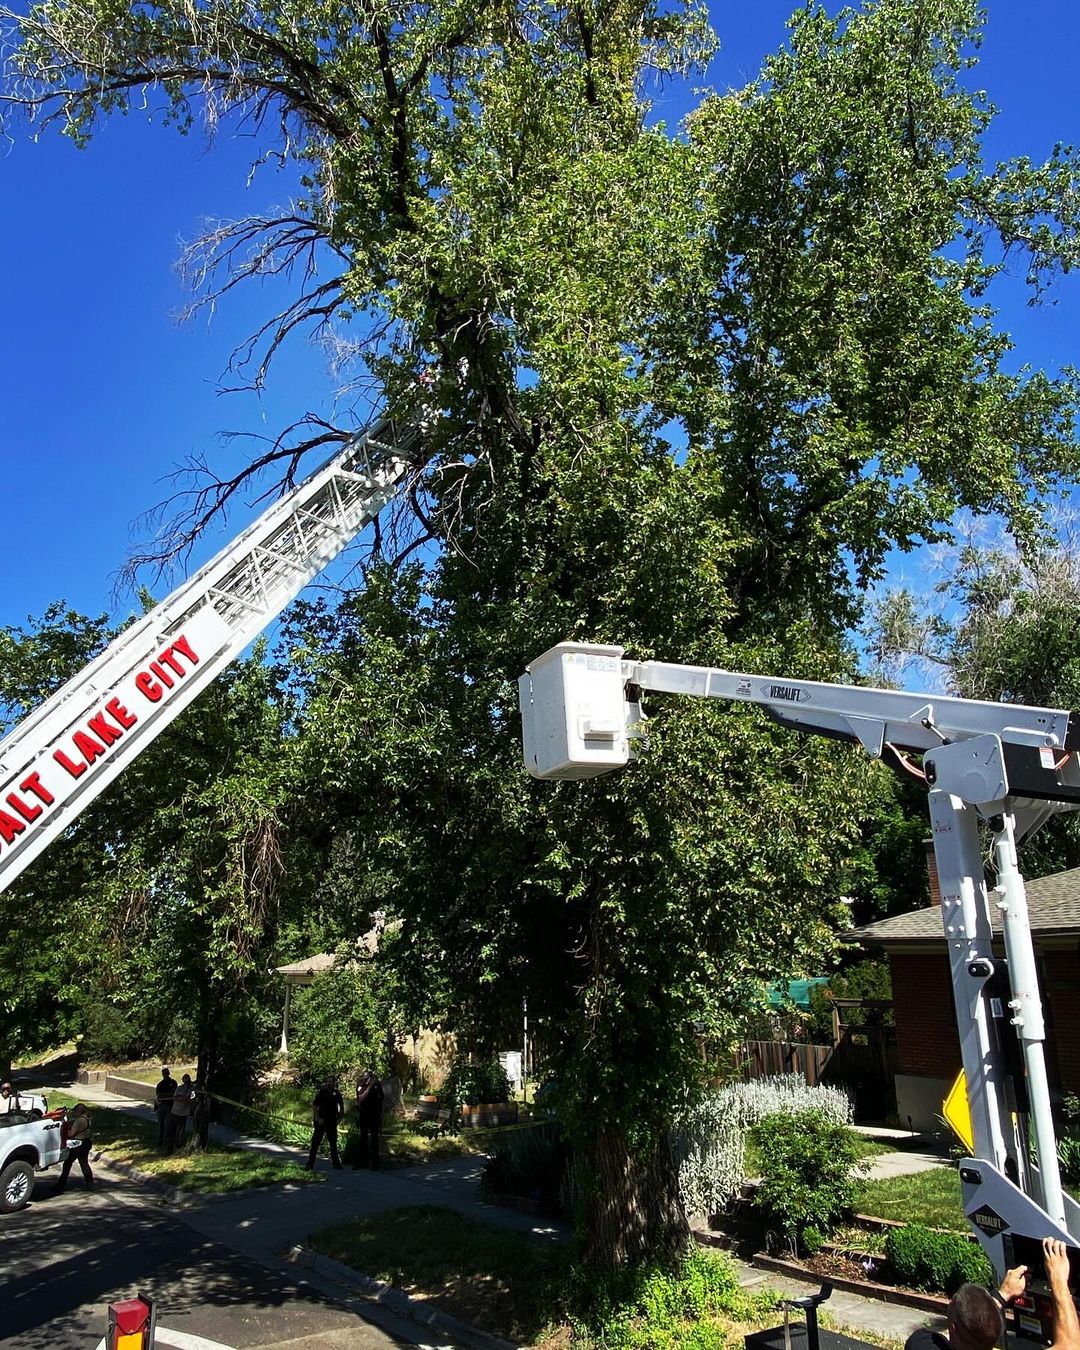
<box><xmin>22</xmin><ymin>1069</ymin><xmax>569</xmax><ymax>1242</ymax></box>
<box><xmin>732</xmin><ymin>1256</ymin><xmax>941</xmax><ymax>1343</ymax></box>
<box><xmin>852</xmin><ymin>1125</ymin><xmax>952</xmax><ymax>1181</ymax></box>
<box><xmin>862</xmin><ymin>1149</ymin><xmax>949</xmax><ymax>1180</ymax></box>
<box><xmin>28</xmin><ymin>1071</ymin><xmax>941</xmax><ymax>1346</ymax></box>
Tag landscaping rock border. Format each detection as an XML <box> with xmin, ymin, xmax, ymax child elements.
<box><xmin>288</xmin><ymin>1243</ymin><xmax>519</xmax><ymax>1350</ymax></box>
<box><xmin>105</xmin><ymin>1074</ymin><xmax>157</xmax><ymax>1103</ymax></box>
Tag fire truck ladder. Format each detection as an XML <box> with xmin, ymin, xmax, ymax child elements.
<box><xmin>0</xmin><ymin>412</ymin><xmax>423</xmax><ymax>895</ymax></box>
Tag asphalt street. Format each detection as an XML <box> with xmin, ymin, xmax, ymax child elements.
<box><xmin>0</xmin><ymin>1163</ymin><xmax>420</xmax><ymax>1350</ymax></box>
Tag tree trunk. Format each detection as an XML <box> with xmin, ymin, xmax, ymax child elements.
<box><xmin>581</xmin><ymin>1122</ymin><xmax>691</xmax><ymax>1269</ymax></box>
<box><xmin>195</xmin><ymin>1019</ymin><xmax>219</xmax><ymax>1149</ymax></box>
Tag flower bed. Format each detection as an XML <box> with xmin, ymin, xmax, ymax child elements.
<box><xmin>748</xmin><ymin>1247</ymin><xmax>951</xmax><ymax>1315</ymax></box>
<box><xmin>738</xmin><ymin>1213</ymin><xmax>991</xmax><ymax>1312</ymax></box>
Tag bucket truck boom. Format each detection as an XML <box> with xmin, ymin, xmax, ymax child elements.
<box><xmin>518</xmin><ymin>640</ymin><xmax>1080</xmax><ymax>1313</ymax></box>
<box><xmin>0</xmin><ymin>412</ymin><xmax>423</xmax><ymax>896</ymax></box>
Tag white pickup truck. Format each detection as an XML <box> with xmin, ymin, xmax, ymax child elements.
<box><xmin>1</xmin><ymin>1104</ymin><xmax>67</xmax><ymax>1212</ymax></box>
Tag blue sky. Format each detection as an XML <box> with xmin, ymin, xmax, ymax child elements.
<box><xmin>1</xmin><ymin>0</ymin><xmax>1078</xmax><ymax>636</ymax></box>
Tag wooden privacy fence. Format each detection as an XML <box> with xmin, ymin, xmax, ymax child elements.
<box><xmin>733</xmin><ymin>1023</ymin><xmax>900</xmax><ymax>1118</ymax></box>
<box><xmin>734</xmin><ymin>1040</ymin><xmax>831</xmax><ymax>1085</ymax></box>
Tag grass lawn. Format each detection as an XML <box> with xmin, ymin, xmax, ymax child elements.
<box><xmin>309</xmin><ymin>1205</ymin><xmax>898</xmax><ymax>1349</ymax></box>
<box><xmin>50</xmin><ymin>1092</ymin><xmax>318</xmax><ymax>1195</ymax></box>
<box><xmin>853</xmin><ymin>1166</ymin><xmax>972</xmax><ymax>1231</ymax></box>
<box><xmin>855</xmin><ymin>1162</ymin><xmax>1080</xmax><ymax>1234</ymax></box>
<box><xmin>310</xmin><ymin>1205</ymin><xmax>571</xmax><ymax>1344</ymax></box>
<box><xmin>855</xmin><ymin>1163</ymin><xmax>967</xmax><ymax>1230</ymax></box>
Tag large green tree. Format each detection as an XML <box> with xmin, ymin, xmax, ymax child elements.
<box><xmin>5</xmin><ymin>0</ymin><xmax>1080</xmax><ymax>1266</ymax></box>
<box><xmin>0</xmin><ymin>604</ymin><xmax>300</xmax><ymax>1087</ymax></box>
<box><xmin>0</xmin><ymin>605</ymin><xmax>116</xmax><ymax>1074</ymax></box>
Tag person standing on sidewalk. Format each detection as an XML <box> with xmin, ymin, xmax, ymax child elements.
<box><xmin>166</xmin><ymin>1073</ymin><xmax>195</xmax><ymax>1153</ymax></box>
<box><xmin>154</xmin><ymin>1067</ymin><xmax>175</xmax><ymax>1147</ymax></box>
<box><xmin>192</xmin><ymin>1078</ymin><xmax>211</xmax><ymax>1147</ymax></box>
<box><xmin>56</xmin><ymin>1103</ymin><xmax>94</xmax><ymax>1192</ymax></box>
<box><xmin>353</xmin><ymin>1070</ymin><xmax>384</xmax><ymax>1170</ymax></box>
<box><xmin>305</xmin><ymin>1077</ymin><xmax>344</xmax><ymax>1171</ymax></box>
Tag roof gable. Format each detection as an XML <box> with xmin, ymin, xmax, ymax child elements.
<box><xmin>851</xmin><ymin>866</ymin><xmax>1080</xmax><ymax>946</ymax></box>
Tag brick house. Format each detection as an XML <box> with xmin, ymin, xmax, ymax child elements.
<box><xmin>850</xmin><ymin>863</ymin><xmax>1080</xmax><ymax>1130</ymax></box>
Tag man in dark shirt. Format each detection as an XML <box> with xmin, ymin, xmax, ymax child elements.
<box><xmin>305</xmin><ymin>1077</ymin><xmax>344</xmax><ymax>1171</ymax></box>
<box><xmin>353</xmin><ymin>1070</ymin><xmax>384</xmax><ymax>1170</ymax></box>
<box><xmin>154</xmin><ymin>1067</ymin><xmax>175</xmax><ymax>1147</ymax></box>
<box><xmin>905</xmin><ymin>1238</ymin><xmax>1079</xmax><ymax>1350</ymax></box>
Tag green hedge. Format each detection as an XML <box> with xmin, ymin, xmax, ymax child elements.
<box><xmin>885</xmin><ymin>1222</ymin><xmax>993</xmax><ymax>1294</ymax></box>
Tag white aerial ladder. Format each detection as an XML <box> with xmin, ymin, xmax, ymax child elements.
<box><xmin>0</xmin><ymin>412</ymin><xmax>423</xmax><ymax>896</ymax></box>
<box><xmin>519</xmin><ymin>641</ymin><xmax>1080</xmax><ymax>1326</ymax></box>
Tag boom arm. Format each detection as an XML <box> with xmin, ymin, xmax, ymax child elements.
<box><xmin>0</xmin><ymin>413</ymin><xmax>422</xmax><ymax>895</ymax></box>
<box><xmin>519</xmin><ymin>641</ymin><xmax>1080</xmax><ymax>1271</ymax></box>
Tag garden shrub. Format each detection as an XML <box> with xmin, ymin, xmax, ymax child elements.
<box><xmin>444</xmin><ymin>1058</ymin><xmax>512</xmax><ymax>1106</ymax></box>
<box><xmin>752</xmin><ymin>1108</ymin><xmax>862</xmax><ymax>1246</ymax></box>
<box><xmin>76</xmin><ymin>988</ymin><xmax>198</xmax><ymax>1067</ymax></box>
<box><xmin>211</xmin><ymin>998</ymin><xmax>279</xmax><ymax>1100</ymax></box>
<box><xmin>1059</xmin><ymin>1135</ymin><xmax>1080</xmax><ymax>1184</ymax></box>
<box><xmin>78</xmin><ymin>997</ymin><xmax>144</xmax><ymax>1063</ymax></box>
<box><xmin>885</xmin><ymin>1223</ymin><xmax>994</xmax><ymax>1294</ymax></box>
<box><xmin>801</xmin><ymin>1224</ymin><xmax>825</xmax><ymax>1255</ymax></box>
<box><xmin>480</xmin><ymin>1121</ymin><xmax>569</xmax><ymax>1209</ymax></box>
<box><xmin>570</xmin><ymin>1248</ymin><xmax>776</xmax><ymax>1349</ymax></box>
<box><xmin>672</xmin><ymin>1075</ymin><xmax>854</xmax><ymax>1220</ymax></box>
<box><xmin>287</xmin><ymin>961</ymin><xmax>389</xmax><ymax>1085</ymax></box>
<box><xmin>727</xmin><ymin>1077</ymin><xmax>854</xmax><ymax>1130</ymax></box>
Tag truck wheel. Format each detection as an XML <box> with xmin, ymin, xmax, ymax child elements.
<box><xmin>0</xmin><ymin>1161</ymin><xmax>35</xmax><ymax>1213</ymax></box>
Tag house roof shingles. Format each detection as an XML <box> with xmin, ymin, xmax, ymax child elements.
<box><xmin>852</xmin><ymin>866</ymin><xmax>1080</xmax><ymax>947</ymax></box>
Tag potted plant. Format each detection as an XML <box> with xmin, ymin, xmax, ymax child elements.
<box><xmin>448</xmin><ymin>1060</ymin><xmax>517</xmax><ymax>1128</ymax></box>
